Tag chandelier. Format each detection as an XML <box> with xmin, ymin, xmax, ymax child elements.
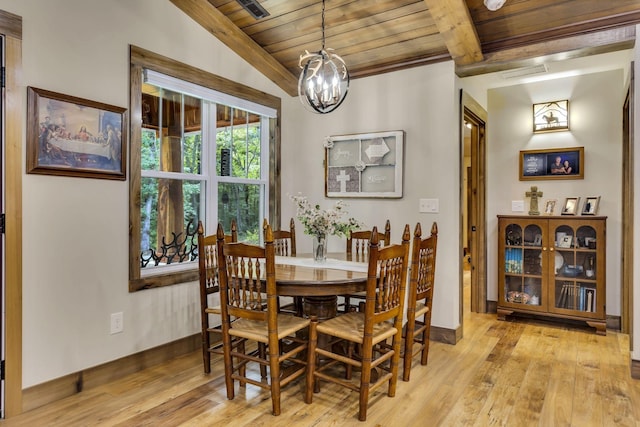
<box><xmin>298</xmin><ymin>0</ymin><xmax>349</xmax><ymax>114</ymax></box>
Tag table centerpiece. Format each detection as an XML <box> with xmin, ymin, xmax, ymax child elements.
<box><xmin>291</xmin><ymin>194</ymin><xmax>361</xmax><ymax>262</ymax></box>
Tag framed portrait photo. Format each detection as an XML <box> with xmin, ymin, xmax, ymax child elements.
<box><xmin>581</xmin><ymin>196</ymin><xmax>601</xmax><ymax>215</ymax></box>
<box><xmin>561</xmin><ymin>197</ymin><xmax>580</xmax><ymax>215</ymax></box>
<box><xmin>544</xmin><ymin>199</ymin><xmax>557</xmax><ymax>215</ymax></box>
<box><xmin>520</xmin><ymin>147</ymin><xmax>584</xmax><ymax>181</ymax></box>
<box><xmin>27</xmin><ymin>86</ymin><xmax>127</xmax><ymax>180</ymax></box>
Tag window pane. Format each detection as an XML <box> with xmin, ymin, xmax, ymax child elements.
<box><xmin>141</xmin><ymin>128</ymin><xmax>160</xmax><ymax>171</ymax></box>
<box><xmin>142</xmin><ymin>86</ymin><xmax>202</xmax><ymax>175</ymax></box>
<box><xmin>218</xmin><ymin>182</ymin><xmax>262</xmax><ymax>243</ymax></box>
<box><xmin>216</xmin><ymin>106</ymin><xmax>261</xmax><ymax>179</ymax></box>
<box><xmin>140</xmin><ymin>177</ymin><xmax>203</xmax><ymax>268</ymax></box>
<box><xmin>142</xmin><ymin>84</ymin><xmax>161</xmax><ymax>171</ymax></box>
<box><xmin>183</xmin><ymin>95</ymin><xmax>202</xmax><ymax>174</ymax></box>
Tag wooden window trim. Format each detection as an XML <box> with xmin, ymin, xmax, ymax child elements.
<box><xmin>129</xmin><ymin>45</ymin><xmax>281</xmax><ymax>291</ymax></box>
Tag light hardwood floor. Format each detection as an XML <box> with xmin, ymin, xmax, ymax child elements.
<box><xmin>2</xmin><ymin>277</ymin><xmax>639</xmax><ymax>426</ymax></box>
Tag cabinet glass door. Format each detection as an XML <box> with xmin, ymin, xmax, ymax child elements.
<box><xmin>502</xmin><ymin>222</ymin><xmax>543</xmax><ymax>308</ymax></box>
<box><xmin>551</xmin><ymin>223</ymin><xmax>598</xmax><ymax>315</ymax></box>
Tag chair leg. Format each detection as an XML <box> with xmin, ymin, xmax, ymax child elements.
<box><xmin>421</xmin><ymin>314</ymin><xmax>432</xmax><ymax>366</ymax></box>
<box><xmin>201</xmin><ymin>329</ymin><xmax>211</xmax><ymax>374</ymax></box>
<box><xmin>295</xmin><ymin>296</ymin><xmax>304</xmax><ymax>317</ymax></box>
<box><xmin>305</xmin><ymin>317</ymin><xmax>318</xmax><ymax>404</ymax></box>
<box><xmin>259</xmin><ymin>343</ymin><xmax>268</xmax><ymax>379</ymax></box>
<box><xmin>222</xmin><ymin>330</ymin><xmax>235</xmax><ymax>400</ymax></box>
<box><xmin>343</xmin><ymin>295</ymin><xmax>351</xmax><ymax>312</ymax></box>
<box><xmin>358</xmin><ymin>337</ymin><xmax>374</xmax><ymax>422</ymax></box>
<box><xmin>345</xmin><ymin>342</ymin><xmax>354</xmax><ymax>380</ymax></box>
<box><xmin>403</xmin><ymin>316</ymin><xmax>415</xmax><ymax>382</ymax></box>
<box><xmin>269</xmin><ymin>340</ymin><xmax>282</xmax><ymax>416</ymax></box>
<box><xmin>238</xmin><ymin>340</ymin><xmax>246</xmax><ymax>387</ymax></box>
<box><xmin>388</xmin><ymin>334</ymin><xmax>402</xmax><ymax>397</ymax></box>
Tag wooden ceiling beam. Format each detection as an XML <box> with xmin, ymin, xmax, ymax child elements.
<box><xmin>169</xmin><ymin>0</ymin><xmax>299</xmax><ymax>96</ymax></box>
<box><xmin>455</xmin><ymin>26</ymin><xmax>635</xmax><ymax>77</ymax></box>
<box><xmin>422</xmin><ymin>0</ymin><xmax>483</xmax><ymax>65</ymax></box>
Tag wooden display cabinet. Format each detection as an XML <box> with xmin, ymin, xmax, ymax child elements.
<box><xmin>497</xmin><ymin>215</ymin><xmax>606</xmax><ymax>335</ymax></box>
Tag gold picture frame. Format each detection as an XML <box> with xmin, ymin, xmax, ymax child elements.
<box><xmin>27</xmin><ymin>86</ymin><xmax>127</xmax><ymax>180</ymax></box>
<box><xmin>561</xmin><ymin>197</ymin><xmax>580</xmax><ymax>215</ymax></box>
<box><xmin>520</xmin><ymin>147</ymin><xmax>584</xmax><ymax>180</ymax></box>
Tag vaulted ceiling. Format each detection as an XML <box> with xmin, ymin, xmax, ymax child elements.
<box><xmin>169</xmin><ymin>0</ymin><xmax>640</xmax><ymax>96</ymax></box>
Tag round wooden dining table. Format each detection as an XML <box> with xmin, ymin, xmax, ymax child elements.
<box><xmin>274</xmin><ymin>254</ymin><xmax>368</xmax><ymax>320</ymax></box>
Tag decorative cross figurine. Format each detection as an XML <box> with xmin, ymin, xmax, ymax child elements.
<box><xmin>526</xmin><ymin>186</ymin><xmax>543</xmax><ymax>215</ymax></box>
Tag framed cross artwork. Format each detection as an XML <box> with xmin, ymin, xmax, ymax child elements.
<box><xmin>324</xmin><ymin>130</ymin><xmax>404</xmax><ymax>198</ymax></box>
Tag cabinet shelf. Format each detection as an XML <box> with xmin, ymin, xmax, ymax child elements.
<box><xmin>497</xmin><ymin>215</ymin><xmax>606</xmax><ymax>335</ymax></box>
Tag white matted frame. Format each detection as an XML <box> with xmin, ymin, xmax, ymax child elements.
<box><xmin>561</xmin><ymin>197</ymin><xmax>580</xmax><ymax>215</ymax></box>
<box><xmin>324</xmin><ymin>130</ymin><xmax>404</xmax><ymax>198</ymax></box>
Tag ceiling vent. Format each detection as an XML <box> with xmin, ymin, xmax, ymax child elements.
<box><xmin>236</xmin><ymin>0</ymin><xmax>270</xmax><ymax>20</ymax></box>
<box><xmin>500</xmin><ymin>64</ymin><xmax>548</xmax><ymax>80</ymax></box>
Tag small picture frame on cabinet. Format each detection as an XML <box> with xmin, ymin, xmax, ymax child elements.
<box><xmin>561</xmin><ymin>197</ymin><xmax>580</xmax><ymax>215</ymax></box>
<box><xmin>581</xmin><ymin>196</ymin><xmax>600</xmax><ymax>215</ymax></box>
<box><xmin>544</xmin><ymin>199</ymin><xmax>557</xmax><ymax>215</ymax></box>
<box><xmin>558</xmin><ymin>235</ymin><xmax>573</xmax><ymax>248</ymax></box>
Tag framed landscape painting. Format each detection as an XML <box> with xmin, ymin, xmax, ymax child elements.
<box><xmin>27</xmin><ymin>86</ymin><xmax>127</xmax><ymax>180</ymax></box>
<box><xmin>324</xmin><ymin>130</ymin><xmax>404</xmax><ymax>198</ymax></box>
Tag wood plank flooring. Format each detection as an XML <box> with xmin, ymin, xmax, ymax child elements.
<box><xmin>2</xmin><ymin>280</ymin><xmax>639</xmax><ymax>426</ymax></box>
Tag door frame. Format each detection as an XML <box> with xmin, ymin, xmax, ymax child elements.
<box><xmin>622</xmin><ymin>64</ymin><xmax>633</xmax><ymax>338</ymax></box>
<box><xmin>1</xmin><ymin>9</ymin><xmax>23</xmax><ymax>417</ymax></box>
<box><xmin>461</xmin><ymin>91</ymin><xmax>488</xmax><ymax>314</ymax></box>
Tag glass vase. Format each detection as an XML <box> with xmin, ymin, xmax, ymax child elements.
<box><xmin>313</xmin><ymin>234</ymin><xmax>327</xmax><ymax>263</ymax></box>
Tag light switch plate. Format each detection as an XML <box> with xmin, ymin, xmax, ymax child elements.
<box><xmin>419</xmin><ymin>198</ymin><xmax>439</xmax><ymax>213</ymax></box>
<box><xmin>512</xmin><ymin>200</ymin><xmax>525</xmax><ymax>212</ymax></box>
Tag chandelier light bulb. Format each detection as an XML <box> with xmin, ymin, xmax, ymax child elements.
<box><xmin>484</xmin><ymin>0</ymin><xmax>506</xmax><ymax>11</ymax></box>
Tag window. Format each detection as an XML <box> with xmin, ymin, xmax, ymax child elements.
<box><xmin>129</xmin><ymin>47</ymin><xmax>281</xmax><ymax>291</ymax></box>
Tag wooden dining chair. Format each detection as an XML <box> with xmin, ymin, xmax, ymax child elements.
<box><xmin>218</xmin><ymin>222</ymin><xmax>310</xmax><ymax>416</ymax></box>
<box><xmin>403</xmin><ymin>222</ymin><xmax>438</xmax><ymax>381</ymax></box>
<box><xmin>305</xmin><ymin>225</ymin><xmax>411</xmax><ymax>422</ymax></box>
<box><xmin>342</xmin><ymin>220</ymin><xmax>391</xmax><ymax>312</ymax></box>
<box><xmin>272</xmin><ymin>217</ymin><xmax>296</xmax><ymax>256</ymax></box>
<box><xmin>264</xmin><ymin>218</ymin><xmax>302</xmax><ymax>316</ymax></box>
<box><xmin>197</xmin><ymin>219</ymin><xmax>237</xmax><ymax>374</ymax></box>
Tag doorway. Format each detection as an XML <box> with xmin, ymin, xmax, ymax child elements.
<box><xmin>0</xmin><ymin>34</ymin><xmax>4</xmax><ymax>416</ymax></box>
<box><xmin>461</xmin><ymin>92</ymin><xmax>488</xmax><ymax>319</ymax></box>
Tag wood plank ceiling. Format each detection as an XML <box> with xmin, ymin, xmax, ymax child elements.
<box><xmin>169</xmin><ymin>0</ymin><xmax>640</xmax><ymax>96</ymax></box>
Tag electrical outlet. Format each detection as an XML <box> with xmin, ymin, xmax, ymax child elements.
<box><xmin>110</xmin><ymin>312</ymin><xmax>123</xmax><ymax>334</ymax></box>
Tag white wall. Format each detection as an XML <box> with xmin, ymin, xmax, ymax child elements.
<box><xmin>281</xmin><ymin>62</ymin><xmax>462</xmax><ymax>335</ymax></box>
<box><xmin>1</xmin><ymin>0</ymin><xmax>463</xmax><ymax>389</ymax></box>
<box><xmin>0</xmin><ymin>0</ymin><xmax>288</xmax><ymax>388</ymax></box>
<box><xmin>486</xmin><ymin>70</ymin><xmax>624</xmax><ymax>314</ymax></box>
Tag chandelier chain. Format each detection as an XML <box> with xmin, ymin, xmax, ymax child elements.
<box><xmin>321</xmin><ymin>0</ymin><xmax>326</xmax><ymax>51</ymax></box>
